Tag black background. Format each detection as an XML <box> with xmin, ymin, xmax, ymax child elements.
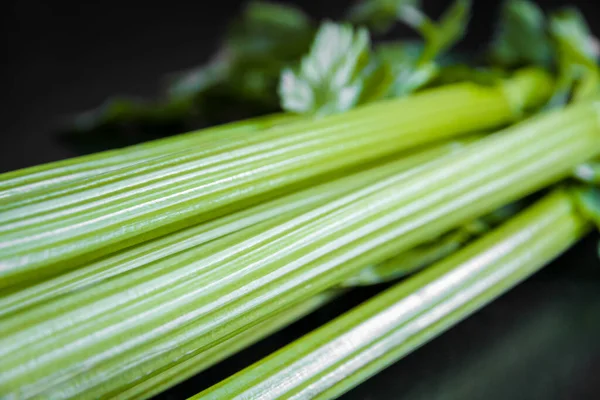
<box><xmin>3</xmin><ymin>0</ymin><xmax>600</xmax><ymax>399</ymax></box>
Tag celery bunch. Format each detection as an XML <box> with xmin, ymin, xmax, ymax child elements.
<box><xmin>2</xmin><ymin>1</ymin><xmax>600</xmax><ymax>399</ymax></box>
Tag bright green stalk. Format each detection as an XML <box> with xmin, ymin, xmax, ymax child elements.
<box><xmin>195</xmin><ymin>189</ymin><xmax>589</xmax><ymax>400</ymax></box>
<box><xmin>116</xmin><ymin>290</ymin><xmax>340</xmax><ymax>400</ymax></box>
<box><xmin>0</xmin><ymin>69</ymin><xmax>551</xmax><ymax>288</ymax></box>
<box><xmin>0</xmin><ymin>140</ymin><xmax>462</xmax><ymax>317</ymax></box>
<box><xmin>0</xmin><ymin>101</ymin><xmax>596</xmax><ymax>400</ymax></box>
<box><xmin>0</xmin><ymin>113</ymin><xmax>299</xmax><ymax>198</ymax></box>
<box><xmin>0</xmin><ymin>142</ymin><xmax>462</xmax><ymax>335</ymax></box>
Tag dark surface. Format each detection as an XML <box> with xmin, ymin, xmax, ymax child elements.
<box><xmin>3</xmin><ymin>0</ymin><xmax>600</xmax><ymax>399</ymax></box>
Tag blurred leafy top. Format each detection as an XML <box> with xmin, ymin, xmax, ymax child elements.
<box><xmin>60</xmin><ymin>1</ymin><xmax>317</xmax><ymax>152</ymax></box>
<box><xmin>488</xmin><ymin>0</ymin><xmax>552</xmax><ymax>68</ymax></box>
<box><xmin>549</xmin><ymin>8</ymin><xmax>600</xmax><ymax>104</ymax></box>
<box><xmin>279</xmin><ymin>23</ymin><xmax>392</xmax><ymax>115</ymax></box>
<box><xmin>487</xmin><ymin>0</ymin><xmax>599</xmax><ymax>107</ymax></box>
<box><xmin>400</xmin><ymin>0</ymin><xmax>471</xmax><ymax>64</ymax></box>
<box><xmin>57</xmin><ymin>0</ymin><xmax>599</xmax><ymax>153</ymax></box>
<box><xmin>278</xmin><ymin>0</ymin><xmax>473</xmax><ymax>114</ymax></box>
<box><xmin>346</xmin><ymin>0</ymin><xmax>421</xmax><ymax>33</ymax></box>
<box><xmin>169</xmin><ymin>1</ymin><xmax>315</xmax><ymax>104</ymax></box>
<box><xmin>382</xmin><ymin>0</ymin><xmax>472</xmax><ymax>97</ymax></box>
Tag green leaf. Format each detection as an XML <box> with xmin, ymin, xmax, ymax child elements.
<box><xmin>389</xmin><ymin>62</ymin><xmax>438</xmax><ymax>96</ymax></box>
<box><xmin>573</xmin><ymin>186</ymin><xmax>600</xmax><ymax>228</ymax></box>
<box><xmin>346</xmin><ymin>0</ymin><xmax>421</xmax><ymax>33</ymax></box>
<box><xmin>217</xmin><ymin>2</ymin><xmax>315</xmax><ymax>107</ymax></box>
<box><xmin>434</xmin><ymin>65</ymin><xmax>507</xmax><ymax>86</ymax></box>
<box><xmin>279</xmin><ymin>22</ymin><xmax>393</xmax><ymax>115</ymax></box>
<box><xmin>376</xmin><ymin>41</ymin><xmax>438</xmax><ymax>96</ymax></box>
<box><xmin>58</xmin><ymin>97</ymin><xmax>196</xmax><ymax>154</ymax></box>
<box><xmin>377</xmin><ymin>40</ymin><xmax>424</xmax><ymax>64</ymax></box>
<box><xmin>167</xmin><ymin>52</ymin><xmax>231</xmax><ymax>100</ymax></box>
<box><xmin>488</xmin><ymin>0</ymin><xmax>552</xmax><ymax>68</ymax></box>
<box><xmin>356</xmin><ymin>58</ymin><xmax>396</xmax><ymax>103</ymax></box>
<box><xmin>169</xmin><ymin>1</ymin><xmax>315</xmax><ymax>106</ymax></box>
<box><xmin>401</xmin><ymin>0</ymin><xmax>472</xmax><ymax>64</ymax></box>
<box><xmin>572</xmin><ymin>166</ymin><xmax>600</xmax><ymax>251</ymax></box>
<box><xmin>551</xmin><ymin>8</ymin><xmax>597</xmax><ymax>62</ymax></box>
<box><xmin>71</xmin><ymin>98</ymin><xmax>147</xmax><ymax>130</ymax></box>
<box><xmin>548</xmin><ymin>8</ymin><xmax>600</xmax><ymax>106</ymax></box>
<box><xmin>226</xmin><ymin>1</ymin><xmax>313</xmax><ymax>59</ymax></box>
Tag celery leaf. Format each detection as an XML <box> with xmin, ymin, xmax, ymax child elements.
<box><xmin>279</xmin><ymin>22</ymin><xmax>393</xmax><ymax>115</ymax></box>
<box><xmin>346</xmin><ymin>0</ymin><xmax>421</xmax><ymax>33</ymax></box>
<box><xmin>549</xmin><ymin>8</ymin><xmax>600</xmax><ymax>106</ymax></box>
<box><xmin>488</xmin><ymin>0</ymin><xmax>552</xmax><ymax>68</ymax></box>
<box><xmin>401</xmin><ymin>0</ymin><xmax>472</xmax><ymax>64</ymax></box>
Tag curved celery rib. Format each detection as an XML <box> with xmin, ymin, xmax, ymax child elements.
<box><xmin>194</xmin><ymin>190</ymin><xmax>589</xmax><ymax>400</ymax></box>
<box><xmin>0</xmin><ymin>140</ymin><xmax>462</xmax><ymax>317</ymax></box>
<box><xmin>0</xmin><ymin>101</ymin><xmax>597</xmax><ymax>400</ymax></box>
<box><xmin>0</xmin><ymin>69</ymin><xmax>551</xmax><ymax>288</ymax></box>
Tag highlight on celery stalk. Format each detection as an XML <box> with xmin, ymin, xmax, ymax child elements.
<box><xmin>2</xmin><ymin>1</ymin><xmax>600</xmax><ymax>399</ymax></box>
<box><xmin>193</xmin><ymin>189</ymin><xmax>591</xmax><ymax>400</ymax></box>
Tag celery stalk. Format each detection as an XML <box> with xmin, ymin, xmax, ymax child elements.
<box><xmin>0</xmin><ymin>139</ymin><xmax>463</xmax><ymax>317</ymax></box>
<box><xmin>0</xmin><ymin>66</ymin><xmax>547</xmax><ymax>199</ymax></box>
<box><xmin>195</xmin><ymin>189</ymin><xmax>589</xmax><ymax>400</ymax></box>
<box><xmin>0</xmin><ymin>69</ymin><xmax>551</xmax><ymax>288</ymax></box>
<box><xmin>0</xmin><ymin>100</ymin><xmax>596</xmax><ymax>400</ymax></box>
<box><xmin>0</xmin><ymin>113</ymin><xmax>299</xmax><ymax>198</ymax></box>
<box><xmin>116</xmin><ymin>291</ymin><xmax>340</xmax><ymax>400</ymax></box>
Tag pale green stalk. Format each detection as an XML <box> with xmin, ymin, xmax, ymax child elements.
<box><xmin>0</xmin><ymin>101</ymin><xmax>596</xmax><ymax>400</ymax></box>
<box><xmin>0</xmin><ymin>140</ymin><xmax>462</xmax><ymax>317</ymax></box>
<box><xmin>0</xmin><ymin>113</ymin><xmax>299</xmax><ymax>198</ymax></box>
<box><xmin>195</xmin><ymin>189</ymin><xmax>589</xmax><ymax>400</ymax></box>
<box><xmin>0</xmin><ymin>69</ymin><xmax>551</xmax><ymax>288</ymax></box>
